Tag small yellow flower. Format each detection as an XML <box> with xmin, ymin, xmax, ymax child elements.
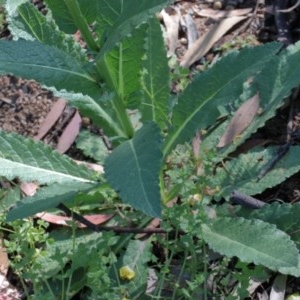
<box><xmin>119</xmin><ymin>266</ymin><xmax>135</xmax><ymax>281</ymax></box>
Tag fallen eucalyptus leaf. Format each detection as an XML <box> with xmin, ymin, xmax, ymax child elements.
<box><xmin>218</xmin><ymin>93</ymin><xmax>260</xmax><ymax>148</ymax></box>
<box><xmin>56</xmin><ymin>110</ymin><xmax>81</xmax><ymax>153</ymax></box>
<box><xmin>34</xmin><ymin>98</ymin><xmax>67</xmax><ymax>140</ymax></box>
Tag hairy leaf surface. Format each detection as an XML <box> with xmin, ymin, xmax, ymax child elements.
<box><xmin>49</xmin><ymin>90</ymin><xmax>125</xmax><ymax>139</ymax></box>
<box><xmin>76</xmin><ymin>130</ymin><xmax>109</xmax><ymax>164</ymax></box>
<box><xmin>141</xmin><ymin>18</ymin><xmax>170</xmax><ymax>128</ymax></box>
<box><xmin>163</xmin><ymin>42</ymin><xmax>282</xmax><ymax>156</ymax></box>
<box><xmin>45</xmin><ymin>0</ymin><xmax>99</xmax><ymax>34</ymax></box>
<box><xmin>202</xmin><ymin>217</ymin><xmax>299</xmax><ymax>274</ymax></box>
<box><xmin>5</xmin><ymin>0</ymin><xmax>31</xmax><ymax>40</ymax></box>
<box><xmin>0</xmin><ymin>40</ymin><xmax>100</xmax><ymax>98</ymax></box>
<box><xmin>35</xmin><ymin>229</ymin><xmax>106</xmax><ymax>278</ymax></box>
<box><xmin>8</xmin><ymin>2</ymin><xmax>86</xmax><ymax>63</ymax></box>
<box><xmin>97</xmin><ymin>24</ymin><xmax>146</xmax><ymax>109</ymax></box>
<box><xmin>105</xmin><ymin>122</ymin><xmax>163</xmax><ymax>217</ymax></box>
<box><xmin>6</xmin><ymin>182</ymin><xmax>96</xmax><ymax>222</ymax></box>
<box><xmin>210</xmin><ymin>146</ymin><xmax>300</xmax><ymax>200</ymax></box>
<box><xmin>95</xmin><ymin>0</ymin><xmax>173</xmax><ymax>57</ymax></box>
<box><xmin>249</xmin><ymin>203</ymin><xmax>300</xmax><ymax>245</ymax></box>
<box><xmin>0</xmin><ymin>131</ymin><xmax>96</xmax><ymax>184</ymax></box>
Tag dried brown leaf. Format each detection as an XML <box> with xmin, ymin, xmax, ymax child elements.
<box><xmin>0</xmin><ymin>248</ymin><xmax>9</xmax><ymax>275</ymax></box>
<box><xmin>180</xmin><ymin>16</ymin><xmax>247</xmax><ymax>68</ymax></box>
<box><xmin>34</xmin><ymin>99</ymin><xmax>67</xmax><ymax>140</ymax></box>
<box><xmin>73</xmin><ymin>159</ymin><xmax>104</xmax><ymax>174</ymax></box>
<box><xmin>192</xmin><ymin>131</ymin><xmax>202</xmax><ymax>158</ymax></box>
<box><xmin>218</xmin><ymin>93</ymin><xmax>260</xmax><ymax>148</ymax></box>
<box><xmin>35</xmin><ymin>212</ymin><xmax>114</xmax><ymax>227</ymax></box>
<box><xmin>56</xmin><ymin>110</ymin><xmax>81</xmax><ymax>153</ymax></box>
<box><xmin>20</xmin><ymin>182</ymin><xmax>39</xmax><ymax>196</ymax></box>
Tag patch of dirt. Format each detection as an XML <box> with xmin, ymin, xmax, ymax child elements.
<box><xmin>0</xmin><ymin>75</ymin><xmax>54</xmax><ymax>137</ymax></box>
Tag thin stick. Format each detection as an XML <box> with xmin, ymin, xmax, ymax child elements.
<box><xmin>278</xmin><ymin>0</ymin><xmax>300</xmax><ymax>13</ymax></box>
<box><xmin>257</xmin><ymin>142</ymin><xmax>291</xmax><ymax>181</ymax></box>
<box><xmin>274</xmin><ymin>0</ymin><xmax>293</xmax><ymax>45</ymax></box>
<box><xmin>230</xmin><ymin>190</ymin><xmax>265</xmax><ymax>209</ymax></box>
<box><xmin>56</xmin><ymin>203</ymin><xmax>166</xmax><ymax>234</ymax></box>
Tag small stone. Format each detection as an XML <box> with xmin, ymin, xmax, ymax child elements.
<box><xmin>82</xmin><ymin>117</ymin><xmax>91</xmax><ymax>126</ymax></box>
<box><xmin>180</xmin><ymin>37</ymin><xmax>188</xmax><ymax>45</ymax></box>
<box><xmin>213</xmin><ymin>1</ymin><xmax>223</xmax><ymax>10</ymax></box>
<box><xmin>195</xmin><ymin>64</ymin><xmax>204</xmax><ymax>71</ymax></box>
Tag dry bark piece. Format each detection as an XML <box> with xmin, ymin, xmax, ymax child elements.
<box><xmin>180</xmin><ymin>16</ymin><xmax>247</xmax><ymax>68</ymax></box>
<box><xmin>56</xmin><ymin>110</ymin><xmax>81</xmax><ymax>154</ymax></box>
<box><xmin>183</xmin><ymin>13</ymin><xmax>199</xmax><ymax>48</ymax></box>
<box><xmin>218</xmin><ymin>93</ymin><xmax>260</xmax><ymax>148</ymax></box>
<box><xmin>161</xmin><ymin>7</ymin><xmax>181</xmax><ymax>57</ymax></box>
<box><xmin>195</xmin><ymin>8</ymin><xmax>252</xmax><ymax>19</ymax></box>
<box><xmin>34</xmin><ymin>98</ymin><xmax>67</xmax><ymax>141</ymax></box>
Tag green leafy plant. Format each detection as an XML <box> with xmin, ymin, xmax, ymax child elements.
<box><xmin>1</xmin><ymin>0</ymin><xmax>300</xmax><ymax>298</ymax></box>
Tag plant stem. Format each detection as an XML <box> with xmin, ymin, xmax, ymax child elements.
<box><xmin>93</xmin><ymin>102</ymin><xmax>127</xmax><ymax>139</ymax></box>
<box><xmin>172</xmin><ymin>250</ymin><xmax>188</xmax><ymax>300</ymax></box>
<box><xmin>95</xmin><ymin>45</ymin><xmax>135</xmax><ymax>139</ymax></box>
<box><xmin>112</xmin><ymin>94</ymin><xmax>135</xmax><ymax>138</ymax></box>
<box><xmin>112</xmin><ymin>216</ymin><xmax>153</xmax><ymax>254</ymax></box>
<box><xmin>63</xmin><ymin>0</ymin><xmax>99</xmax><ymax>52</ymax></box>
<box><xmin>203</xmin><ymin>243</ymin><xmax>208</xmax><ymax>300</ymax></box>
<box><xmin>110</xmin><ymin>43</ymin><xmax>135</xmax><ymax>138</ymax></box>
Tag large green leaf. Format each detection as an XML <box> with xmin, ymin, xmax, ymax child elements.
<box><xmin>95</xmin><ymin>0</ymin><xmax>173</xmax><ymax>57</ymax></box>
<box><xmin>6</xmin><ymin>182</ymin><xmax>96</xmax><ymax>221</ymax></box>
<box><xmin>202</xmin><ymin>217</ymin><xmax>300</xmax><ymax>276</ymax></box>
<box><xmin>0</xmin><ymin>40</ymin><xmax>100</xmax><ymax>98</ymax></box>
<box><xmin>0</xmin><ymin>130</ymin><xmax>96</xmax><ymax>184</ymax></box>
<box><xmin>140</xmin><ymin>17</ymin><xmax>170</xmax><ymax>129</ymax></box>
<box><xmin>46</xmin><ymin>0</ymin><xmax>172</xmax><ymax>51</ymax></box>
<box><xmin>210</xmin><ymin>146</ymin><xmax>300</xmax><ymax>200</ymax></box>
<box><xmin>105</xmin><ymin>122</ymin><xmax>163</xmax><ymax>217</ymax></box>
<box><xmin>76</xmin><ymin>130</ymin><xmax>109</xmax><ymax>164</ymax></box>
<box><xmin>163</xmin><ymin>42</ymin><xmax>282</xmax><ymax>156</ymax></box>
<box><xmin>248</xmin><ymin>203</ymin><xmax>300</xmax><ymax>246</ymax></box>
<box><xmin>7</xmin><ymin>2</ymin><xmax>87</xmax><ymax>63</ymax></box>
<box><xmin>5</xmin><ymin>0</ymin><xmax>31</xmax><ymax>40</ymax></box>
<box><xmin>44</xmin><ymin>0</ymin><xmax>102</xmax><ymax>34</ymax></box>
<box><xmin>97</xmin><ymin>23</ymin><xmax>146</xmax><ymax>109</ymax></box>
